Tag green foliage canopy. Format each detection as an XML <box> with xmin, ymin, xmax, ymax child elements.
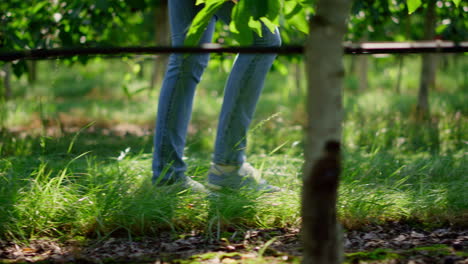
<box><xmin>1</xmin><ymin>0</ymin><xmax>157</xmax><ymax>76</ymax></box>
<box><xmin>186</xmin><ymin>0</ymin><xmax>310</xmax><ymax>46</ymax></box>
<box><xmin>1</xmin><ymin>0</ymin><xmax>466</xmax><ymax>77</ymax></box>
<box><xmin>348</xmin><ymin>0</ymin><xmax>467</xmax><ymax>41</ymax></box>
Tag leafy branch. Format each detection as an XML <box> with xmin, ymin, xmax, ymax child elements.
<box><xmin>407</xmin><ymin>0</ymin><xmax>461</xmax><ymax>14</ymax></box>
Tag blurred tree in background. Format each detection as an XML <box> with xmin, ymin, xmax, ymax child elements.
<box><xmin>0</xmin><ymin>0</ymin><xmax>466</xmax><ymax>103</ymax></box>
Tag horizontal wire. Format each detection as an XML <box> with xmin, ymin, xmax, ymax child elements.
<box><xmin>0</xmin><ymin>41</ymin><xmax>467</xmax><ymax>61</ymax></box>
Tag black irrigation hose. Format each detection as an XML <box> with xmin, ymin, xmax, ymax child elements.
<box><xmin>0</xmin><ymin>41</ymin><xmax>467</xmax><ymax>61</ymax></box>
<box><xmin>344</xmin><ymin>41</ymin><xmax>468</xmax><ymax>54</ymax></box>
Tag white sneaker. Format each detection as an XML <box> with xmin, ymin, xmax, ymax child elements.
<box><xmin>206</xmin><ymin>162</ymin><xmax>281</xmax><ymax>193</ymax></box>
<box><xmin>155</xmin><ymin>175</ymin><xmax>208</xmax><ymax>193</ymax></box>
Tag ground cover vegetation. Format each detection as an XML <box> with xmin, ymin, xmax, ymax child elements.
<box><xmin>1</xmin><ymin>0</ymin><xmax>467</xmax><ymax>262</ymax></box>
<box><xmin>0</xmin><ymin>54</ymin><xmax>466</xmax><ymax>263</ymax></box>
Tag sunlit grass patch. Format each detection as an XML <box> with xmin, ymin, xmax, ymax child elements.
<box><xmin>344</xmin><ymin>244</ymin><xmax>467</xmax><ymax>264</ymax></box>
<box><xmin>339</xmin><ymin>149</ymin><xmax>467</xmax><ymax>228</ymax></box>
<box><xmin>0</xmin><ymin>150</ymin><xmax>304</xmax><ymax>241</ymax></box>
<box><xmin>346</xmin><ymin>248</ymin><xmax>400</xmax><ymax>263</ymax></box>
<box><xmin>175</xmin><ymin>252</ymin><xmax>301</xmax><ymax>264</ymax></box>
<box><xmin>1</xmin><ymin>57</ymin><xmax>467</xmax><ymax>243</ymax></box>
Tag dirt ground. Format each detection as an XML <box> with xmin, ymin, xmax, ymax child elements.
<box><xmin>1</xmin><ymin>223</ymin><xmax>467</xmax><ymax>263</ymax></box>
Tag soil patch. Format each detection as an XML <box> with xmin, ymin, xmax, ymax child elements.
<box><xmin>1</xmin><ymin>224</ymin><xmax>467</xmax><ymax>263</ymax></box>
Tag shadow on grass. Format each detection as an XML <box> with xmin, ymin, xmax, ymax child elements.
<box><xmin>0</xmin><ymin>127</ymin><xmax>265</xmax><ymax>239</ymax></box>
<box><xmin>0</xmin><ymin>128</ymin><xmax>153</xmax><ymax>159</ymax></box>
<box><xmin>340</xmin><ymin>148</ymin><xmax>468</xmax><ymax>228</ymax></box>
<box><xmin>206</xmin><ymin>190</ymin><xmax>261</xmax><ymax>240</ymax></box>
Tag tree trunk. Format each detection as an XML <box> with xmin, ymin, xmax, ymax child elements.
<box><xmin>28</xmin><ymin>61</ymin><xmax>37</xmax><ymax>85</ymax></box>
<box><xmin>357</xmin><ymin>55</ymin><xmax>368</xmax><ymax>91</ymax></box>
<box><xmin>137</xmin><ymin>60</ymin><xmax>145</xmax><ymax>79</ymax></box>
<box><xmin>302</xmin><ymin>0</ymin><xmax>350</xmax><ymax>264</ymax></box>
<box><xmin>348</xmin><ymin>56</ymin><xmax>356</xmax><ymax>75</ymax></box>
<box><xmin>395</xmin><ymin>55</ymin><xmax>404</xmax><ymax>94</ymax></box>
<box><xmin>395</xmin><ymin>11</ymin><xmax>412</xmax><ymax>95</ymax></box>
<box><xmin>1</xmin><ymin>64</ymin><xmax>12</xmax><ymax>100</ymax></box>
<box><xmin>416</xmin><ymin>0</ymin><xmax>437</xmax><ymax>119</ymax></box>
<box><xmin>295</xmin><ymin>61</ymin><xmax>303</xmax><ymax>96</ymax></box>
<box><xmin>150</xmin><ymin>3</ymin><xmax>170</xmax><ymax>89</ymax></box>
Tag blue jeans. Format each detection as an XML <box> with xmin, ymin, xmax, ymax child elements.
<box><xmin>152</xmin><ymin>0</ymin><xmax>281</xmax><ymax>183</ymax></box>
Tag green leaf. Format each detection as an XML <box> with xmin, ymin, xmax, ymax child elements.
<box><xmin>252</xmin><ymin>0</ymin><xmax>268</xmax><ymax>19</ymax></box>
<box><xmin>435</xmin><ymin>24</ymin><xmax>448</xmax><ymax>35</ymax></box>
<box><xmin>230</xmin><ymin>0</ymin><xmax>253</xmax><ymax>45</ymax></box>
<box><xmin>185</xmin><ymin>0</ymin><xmax>225</xmax><ymax>46</ymax></box>
<box><xmin>248</xmin><ymin>17</ymin><xmax>263</xmax><ymax>37</ymax></box>
<box><xmin>133</xmin><ymin>87</ymin><xmax>147</xmax><ymax>95</ymax></box>
<box><xmin>259</xmin><ymin>17</ymin><xmax>277</xmax><ymax>33</ymax></box>
<box><xmin>266</xmin><ymin>0</ymin><xmax>280</xmax><ymax>23</ymax></box>
<box><xmin>273</xmin><ymin>60</ymin><xmax>288</xmax><ymax>75</ymax></box>
<box><xmin>31</xmin><ymin>2</ymin><xmax>49</xmax><ymax>14</ymax></box>
<box><xmin>284</xmin><ymin>1</ymin><xmax>303</xmax><ymax>20</ymax></box>
<box><xmin>122</xmin><ymin>84</ymin><xmax>131</xmax><ymax>99</ymax></box>
<box><xmin>407</xmin><ymin>0</ymin><xmax>422</xmax><ymax>14</ymax></box>
<box><xmin>12</xmin><ymin>60</ymin><xmax>28</xmax><ymax>78</ymax></box>
<box><xmin>452</xmin><ymin>0</ymin><xmax>461</xmax><ymax>7</ymax></box>
<box><xmin>287</xmin><ymin>11</ymin><xmax>309</xmax><ymax>34</ymax></box>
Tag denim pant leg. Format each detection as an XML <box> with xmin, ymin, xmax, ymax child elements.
<box><xmin>213</xmin><ymin>25</ymin><xmax>281</xmax><ymax>165</ymax></box>
<box><xmin>152</xmin><ymin>0</ymin><xmax>217</xmax><ymax>183</ymax></box>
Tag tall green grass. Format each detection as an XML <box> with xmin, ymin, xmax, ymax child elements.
<box><xmin>0</xmin><ymin>54</ymin><xmax>466</xmax><ymax>242</ymax></box>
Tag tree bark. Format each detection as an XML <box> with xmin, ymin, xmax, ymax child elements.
<box><xmin>356</xmin><ymin>35</ymin><xmax>369</xmax><ymax>92</ymax></box>
<box><xmin>137</xmin><ymin>60</ymin><xmax>145</xmax><ymax>79</ymax></box>
<box><xmin>1</xmin><ymin>64</ymin><xmax>12</xmax><ymax>100</ymax></box>
<box><xmin>395</xmin><ymin>55</ymin><xmax>404</xmax><ymax>94</ymax></box>
<box><xmin>416</xmin><ymin>0</ymin><xmax>437</xmax><ymax>119</ymax></box>
<box><xmin>395</xmin><ymin>11</ymin><xmax>412</xmax><ymax>95</ymax></box>
<box><xmin>295</xmin><ymin>61</ymin><xmax>303</xmax><ymax>96</ymax></box>
<box><xmin>302</xmin><ymin>0</ymin><xmax>350</xmax><ymax>264</ymax></box>
<box><xmin>357</xmin><ymin>55</ymin><xmax>368</xmax><ymax>91</ymax></box>
<box><xmin>150</xmin><ymin>3</ymin><xmax>170</xmax><ymax>89</ymax></box>
<box><xmin>28</xmin><ymin>61</ymin><xmax>37</xmax><ymax>85</ymax></box>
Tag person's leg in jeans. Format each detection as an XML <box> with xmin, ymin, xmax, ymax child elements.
<box><xmin>208</xmin><ymin>18</ymin><xmax>282</xmax><ymax>191</ymax></box>
<box><xmin>213</xmin><ymin>26</ymin><xmax>281</xmax><ymax>164</ymax></box>
<box><xmin>152</xmin><ymin>0</ymin><xmax>218</xmax><ymax>185</ymax></box>
<box><xmin>153</xmin><ymin>0</ymin><xmax>281</xmax><ymax>191</ymax></box>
